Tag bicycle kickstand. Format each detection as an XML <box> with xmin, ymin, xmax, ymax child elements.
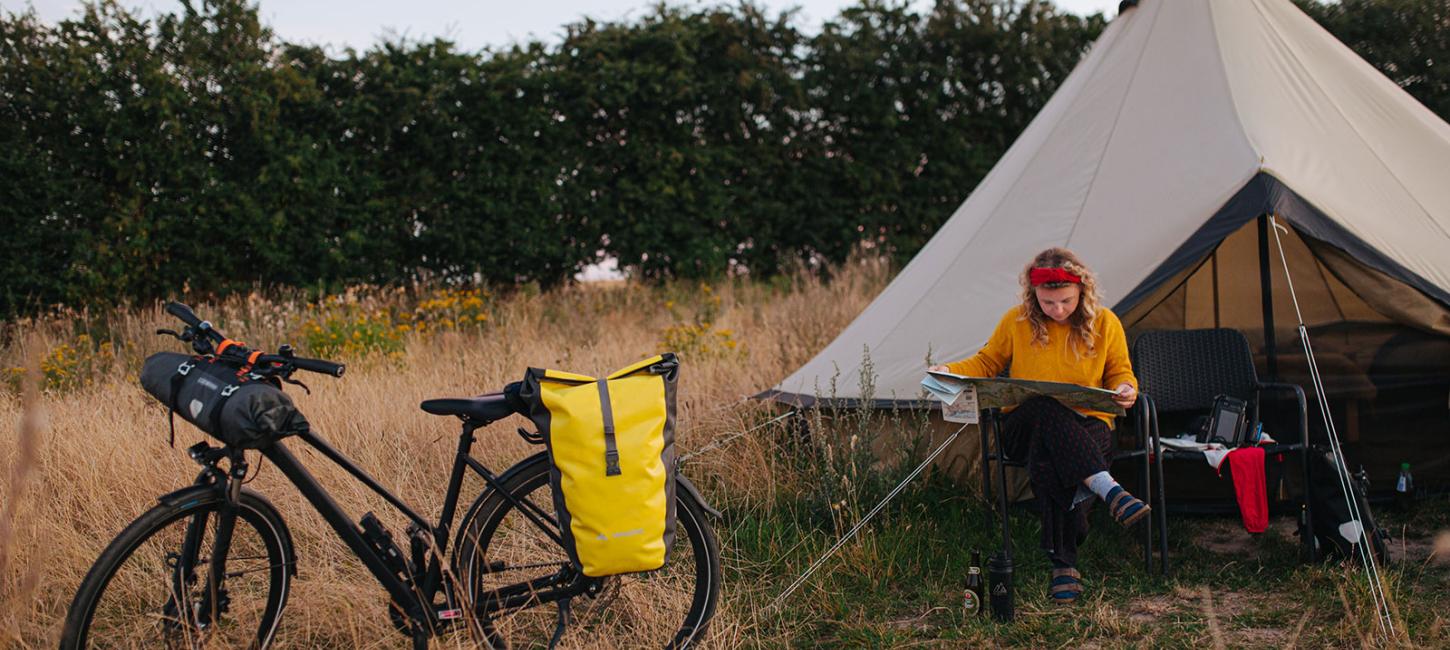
<box><xmin>548</xmin><ymin>598</ymin><xmax>572</xmax><ymax>650</ymax></box>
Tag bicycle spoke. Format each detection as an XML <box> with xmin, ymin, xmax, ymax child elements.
<box><xmin>71</xmin><ymin>498</ymin><xmax>288</xmax><ymax>649</ymax></box>
<box><xmin>458</xmin><ymin>460</ymin><xmax>718</xmax><ymax>648</ymax></box>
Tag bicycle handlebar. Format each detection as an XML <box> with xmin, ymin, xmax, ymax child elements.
<box><xmin>277</xmin><ymin>354</ymin><xmax>346</xmax><ymax>378</ymax></box>
<box><xmin>164</xmin><ymin>301</ymin><xmax>345</xmax><ymax>378</ymax></box>
<box><xmin>165</xmin><ymin>301</ymin><xmax>224</xmax><ymax>343</ymax></box>
<box><xmin>164</xmin><ymin>301</ymin><xmax>202</xmax><ymax>328</ymax></box>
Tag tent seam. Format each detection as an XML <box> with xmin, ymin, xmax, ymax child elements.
<box><xmin>1251</xmin><ymin>0</ymin><xmax>1450</xmax><ymax>244</ymax></box>
<box><xmin>853</xmin><ymin>7</ymin><xmax>1140</xmax><ymax>367</ymax></box>
<box><xmin>1207</xmin><ymin>0</ymin><xmax>1263</xmax><ymax>172</ymax></box>
<box><xmin>1064</xmin><ymin>0</ymin><xmax>1168</xmax><ymax>244</ymax></box>
<box><xmin>1303</xmin><ymin>225</ymin><xmax>1352</xmax><ymax>321</ymax></box>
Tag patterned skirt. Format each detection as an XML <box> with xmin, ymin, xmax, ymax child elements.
<box><xmin>1002</xmin><ymin>395</ymin><xmax>1112</xmax><ymax>567</ymax></box>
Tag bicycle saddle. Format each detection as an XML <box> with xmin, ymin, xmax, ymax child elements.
<box><xmin>419</xmin><ymin>393</ymin><xmax>517</xmax><ymax>423</ymax></box>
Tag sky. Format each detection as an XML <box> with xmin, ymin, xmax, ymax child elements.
<box><xmin>14</xmin><ymin>0</ymin><xmax>1121</xmax><ymax>53</ymax></box>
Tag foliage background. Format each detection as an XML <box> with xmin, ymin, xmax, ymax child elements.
<box><xmin>1</xmin><ymin>0</ymin><xmax>1446</xmax><ymax>317</ymax></box>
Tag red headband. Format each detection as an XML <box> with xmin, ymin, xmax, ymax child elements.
<box><xmin>1029</xmin><ymin>267</ymin><xmax>1081</xmax><ymax>286</ymax></box>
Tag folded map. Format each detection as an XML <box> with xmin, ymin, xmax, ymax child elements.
<box><xmin>921</xmin><ymin>370</ymin><xmax>1125</xmax><ymax>416</ymax></box>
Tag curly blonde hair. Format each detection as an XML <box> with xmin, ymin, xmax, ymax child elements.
<box><xmin>1018</xmin><ymin>247</ymin><xmax>1102</xmax><ymax>357</ymax></box>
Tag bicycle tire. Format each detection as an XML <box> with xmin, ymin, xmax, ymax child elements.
<box><xmin>61</xmin><ymin>486</ymin><xmax>295</xmax><ymax>649</ymax></box>
<box><xmin>453</xmin><ymin>454</ymin><xmax>721</xmax><ymax>649</ymax></box>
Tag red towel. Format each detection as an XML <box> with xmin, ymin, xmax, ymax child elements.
<box><xmin>1224</xmin><ymin>447</ymin><xmax>1267</xmax><ymax>533</ymax></box>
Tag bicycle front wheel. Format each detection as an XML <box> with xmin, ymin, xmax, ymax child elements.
<box><xmin>61</xmin><ymin>487</ymin><xmax>294</xmax><ymax>649</ymax></box>
<box><xmin>454</xmin><ymin>454</ymin><xmax>721</xmax><ymax>649</ymax></box>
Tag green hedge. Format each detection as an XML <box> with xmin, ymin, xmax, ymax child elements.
<box><xmin>1</xmin><ymin>0</ymin><xmax>1441</xmax><ymax>316</ymax></box>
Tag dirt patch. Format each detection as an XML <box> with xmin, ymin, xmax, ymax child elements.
<box><xmin>1385</xmin><ymin>528</ymin><xmax>1450</xmax><ymax>566</ymax></box>
<box><xmin>1126</xmin><ymin>595</ymin><xmax>1176</xmax><ymax>624</ymax></box>
<box><xmin>1188</xmin><ymin>518</ymin><xmax>1296</xmax><ymax>557</ymax></box>
<box><xmin>887</xmin><ymin>606</ymin><xmax>950</xmax><ymax>632</ymax></box>
<box><xmin>1229</xmin><ymin>626</ymin><xmax>1288</xmax><ymax>647</ymax></box>
<box><xmin>1191</xmin><ymin>519</ymin><xmax>1255</xmax><ymax>555</ymax></box>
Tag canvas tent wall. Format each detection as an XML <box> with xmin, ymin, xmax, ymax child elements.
<box><xmin>762</xmin><ymin>0</ymin><xmax>1450</xmax><ymax>487</ymax></box>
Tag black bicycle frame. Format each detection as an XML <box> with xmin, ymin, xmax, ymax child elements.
<box><xmin>248</xmin><ymin>420</ymin><xmax>579</xmax><ymax>630</ymax></box>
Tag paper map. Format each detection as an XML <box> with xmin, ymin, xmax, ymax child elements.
<box><xmin>921</xmin><ymin>370</ymin><xmax>1125</xmax><ymax>417</ymax></box>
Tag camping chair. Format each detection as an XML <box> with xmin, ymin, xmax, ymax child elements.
<box><xmin>978</xmin><ymin>401</ymin><xmax>1157</xmax><ymax>574</ymax></box>
<box><xmin>1132</xmin><ymin>328</ymin><xmax>1314</xmax><ymax>573</ymax></box>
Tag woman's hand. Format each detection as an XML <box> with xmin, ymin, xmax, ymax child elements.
<box><xmin>1112</xmin><ymin>382</ymin><xmax>1137</xmax><ymax>409</ymax></box>
<box><xmin>927</xmin><ymin>364</ymin><xmax>949</xmax><ymax>373</ymax></box>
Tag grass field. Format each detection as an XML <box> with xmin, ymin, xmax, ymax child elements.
<box><xmin>2</xmin><ymin>258</ymin><xmax>1446</xmax><ymax>648</ymax></box>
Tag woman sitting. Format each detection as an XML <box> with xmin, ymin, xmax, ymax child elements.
<box><xmin>928</xmin><ymin>247</ymin><xmax>1146</xmax><ymax>606</ymax></box>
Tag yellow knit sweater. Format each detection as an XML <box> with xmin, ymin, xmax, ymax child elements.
<box><xmin>944</xmin><ymin>306</ymin><xmax>1137</xmax><ymax>425</ymax></box>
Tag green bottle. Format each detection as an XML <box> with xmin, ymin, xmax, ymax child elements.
<box><xmin>963</xmin><ymin>550</ymin><xmax>985</xmax><ymax>617</ymax></box>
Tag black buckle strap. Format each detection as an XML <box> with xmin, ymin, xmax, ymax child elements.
<box><xmin>596</xmin><ymin>379</ymin><xmax>621</xmax><ymax>477</ymax></box>
<box><xmin>209</xmin><ymin>383</ymin><xmax>240</xmax><ymax>435</ymax></box>
<box><xmin>166</xmin><ymin>361</ymin><xmax>192</xmax><ymax>448</ymax></box>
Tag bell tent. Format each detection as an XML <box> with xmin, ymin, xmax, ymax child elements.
<box><xmin>762</xmin><ymin>0</ymin><xmax>1450</xmax><ymax>485</ymax></box>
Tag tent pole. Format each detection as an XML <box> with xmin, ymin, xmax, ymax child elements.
<box><xmin>1258</xmin><ymin>215</ymin><xmax>1278</xmax><ymax>381</ymax></box>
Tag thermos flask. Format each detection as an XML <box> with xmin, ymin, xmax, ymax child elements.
<box><xmin>988</xmin><ymin>551</ymin><xmax>1014</xmax><ymax>622</ymax></box>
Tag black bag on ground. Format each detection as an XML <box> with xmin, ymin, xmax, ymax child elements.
<box><xmin>140</xmin><ymin>352</ymin><xmax>310</xmax><ymax>448</ymax></box>
<box><xmin>1303</xmin><ymin>448</ymin><xmax>1388</xmax><ymax>562</ymax></box>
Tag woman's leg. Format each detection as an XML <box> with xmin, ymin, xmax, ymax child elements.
<box><xmin>1009</xmin><ymin>396</ymin><xmax>1149</xmax><ymax>527</ymax></box>
<box><xmin>1003</xmin><ymin>397</ymin><xmax>1098</xmax><ymax>604</ymax></box>
<box><xmin>1006</xmin><ymin>396</ymin><xmax>1111</xmax><ymax>501</ymax></box>
<box><xmin>1002</xmin><ymin>397</ymin><xmax>1147</xmax><ymax>603</ymax></box>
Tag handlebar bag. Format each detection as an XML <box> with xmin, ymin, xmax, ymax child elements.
<box><xmin>518</xmin><ymin>353</ymin><xmax>678</xmax><ymax>577</ymax></box>
<box><xmin>140</xmin><ymin>352</ymin><xmax>310</xmax><ymax>449</ymax></box>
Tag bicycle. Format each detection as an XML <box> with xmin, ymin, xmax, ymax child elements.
<box><xmin>60</xmin><ymin>302</ymin><xmax>722</xmax><ymax>649</ymax></box>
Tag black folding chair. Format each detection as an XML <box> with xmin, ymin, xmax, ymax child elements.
<box><xmin>978</xmin><ymin>401</ymin><xmax>1157</xmax><ymax>574</ymax></box>
<box><xmin>1132</xmin><ymin>328</ymin><xmax>1315</xmax><ymax>573</ymax></box>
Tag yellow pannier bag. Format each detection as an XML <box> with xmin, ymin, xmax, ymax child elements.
<box><xmin>518</xmin><ymin>353</ymin><xmax>678</xmax><ymax>577</ymax></box>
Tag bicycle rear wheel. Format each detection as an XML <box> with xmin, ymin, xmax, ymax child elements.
<box><xmin>61</xmin><ymin>487</ymin><xmax>294</xmax><ymax>649</ymax></box>
<box><xmin>454</xmin><ymin>455</ymin><xmax>720</xmax><ymax>649</ymax></box>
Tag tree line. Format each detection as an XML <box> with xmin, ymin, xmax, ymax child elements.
<box><xmin>0</xmin><ymin>0</ymin><xmax>1443</xmax><ymax>316</ymax></box>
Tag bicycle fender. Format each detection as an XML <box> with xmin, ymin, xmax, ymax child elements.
<box><xmin>155</xmin><ymin>485</ymin><xmax>298</xmax><ymax>569</ymax></box>
<box><xmin>157</xmin><ymin>483</ymin><xmax>222</xmax><ymax>509</ymax></box>
<box><xmin>451</xmin><ymin>451</ymin><xmax>552</xmax><ymax>552</ymax></box>
<box><xmin>676</xmin><ymin>477</ymin><xmax>721</xmax><ymax>520</ymax></box>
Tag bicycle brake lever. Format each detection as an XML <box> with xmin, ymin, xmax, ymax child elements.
<box><xmin>280</xmin><ymin>374</ymin><xmax>311</xmax><ymax>395</ymax></box>
<box><xmin>155</xmin><ymin>328</ymin><xmax>182</xmax><ymax>339</ymax></box>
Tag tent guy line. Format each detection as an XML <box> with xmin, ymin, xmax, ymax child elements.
<box><xmin>766</xmin><ymin>423</ymin><xmax>970</xmax><ymax>613</ymax></box>
<box><xmin>1269</xmin><ymin>216</ymin><xmax>1395</xmax><ymax>638</ymax></box>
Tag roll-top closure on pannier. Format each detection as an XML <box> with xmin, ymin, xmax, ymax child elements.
<box><xmin>517</xmin><ymin>353</ymin><xmax>679</xmax><ymax>577</ymax></box>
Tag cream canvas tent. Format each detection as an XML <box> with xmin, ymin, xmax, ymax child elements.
<box><xmin>763</xmin><ymin>0</ymin><xmax>1450</xmax><ymax>485</ymax></box>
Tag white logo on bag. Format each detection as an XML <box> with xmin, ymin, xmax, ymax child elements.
<box><xmin>197</xmin><ymin>377</ymin><xmax>220</xmax><ymax>390</ymax></box>
<box><xmin>594</xmin><ymin>528</ymin><xmax>646</xmax><ymax>542</ymax></box>
<box><xmin>189</xmin><ymin>399</ymin><xmax>205</xmax><ymax>418</ymax></box>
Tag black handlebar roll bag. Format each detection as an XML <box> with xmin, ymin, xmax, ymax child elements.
<box><xmin>141</xmin><ymin>352</ymin><xmax>310</xmax><ymax>448</ymax></box>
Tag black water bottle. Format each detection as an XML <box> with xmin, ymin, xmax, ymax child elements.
<box><xmin>987</xmin><ymin>552</ymin><xmax>1014</xmax><ymax>622</ymax></box>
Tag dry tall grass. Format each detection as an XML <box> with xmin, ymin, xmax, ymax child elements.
<box><xmin>0</xmin><ymin>257</ymin><xmax>892</xmax><ymax>648</ymax></box>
